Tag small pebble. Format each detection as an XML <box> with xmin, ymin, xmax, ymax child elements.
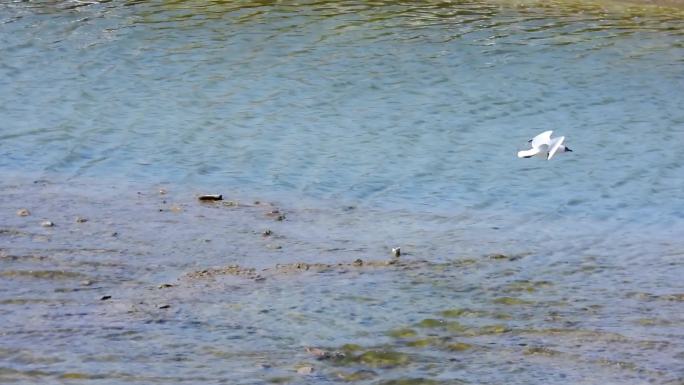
<box><xmin>297</xmin><ymin>366</ymin><xmax>314</xmax><ymax>375</ymax></box>
<box><xmin>41</xmin><ymin>220</ymin><xmax>54</xmax><ymax>227</ymax></box>
<box><xmin>16</xmin><ymin>208</ymin><xmax>30</xmax><ymax>217</ymax></box>
<box><xmin>100</xmin><ymin>295</ymin><xmax>112</xmax><ymax>301</ymax></box>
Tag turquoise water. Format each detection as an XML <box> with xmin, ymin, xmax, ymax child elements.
<box><xmin>1</xmin><ymin>1</ymin><xmax>684</xmax><ymax>384</ymax></box>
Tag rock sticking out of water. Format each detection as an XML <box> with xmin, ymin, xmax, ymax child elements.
<box><xmin>100</xmin><ymin>295</ymin><xmax>111</xmax><ymax>301</ymax></box>
<box><xmin>75</xmin><ymin>217</ymin><xmax>88</xmax><ymax>223</ymax></box>
<box><xmin>158</xmin><ymin>304</ymin><xmax>171</xmax><ymax>309</ymax></box>
<box><xmin>198</xmin><ymin>194</ymin><xmax>223</xmax><ymax>201</ymax></box>
<box><xmin>16</xmin><ymin>208</ymin><xmax>30</xmax><ymax>217</ymax></box>
<box><xmin>296</xmin><ymin>366</ymin><xmax>314</xmax><ymax>375</ymax></box>
<box><xmin>41</xmin><ymin>220</ymin><xmax>54</xmax><ymax>227</ymax></box>
<box><xmin>392</xmin><ymin>247</ymin><xmax>401</xmax><ymax>258</ymax></box>
<box><xmin>306</xmin><ymin>347</ymin><xmax>346</xmax><ymax>361</ymax></box>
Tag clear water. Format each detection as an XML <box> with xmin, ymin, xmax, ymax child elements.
<box><xmin>1</xmin><ymin>1</ymin><xmax>683</xmax><ymax>384</ymax></box>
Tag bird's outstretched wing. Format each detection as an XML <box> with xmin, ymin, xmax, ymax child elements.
<box><xmin>530</xmin><ymin>130</ymin><xmax>553</xmax><ymax>148</ymax></box>
<box><xmin>547</xmin><ymin>136</ymin><xmax>565</xmax><ymax>160</ymax></box>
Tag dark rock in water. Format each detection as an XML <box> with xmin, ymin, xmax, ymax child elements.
<box><xmin>392</xmin><ymin>247</ymin><xmax>401</xmax><ymax>258</ymax></box>
<box><xmin>353</xmin><ymin>259</ymin><xmax>364</xmax><ymax>266</ymax></box>
<box><xmin>158</xmin><ymin>284</ymin><xmax>174</xmax><ymax>289</ymax></box>
<box><xmin>111</xmin><ymin>232</ymin><xmax>118</xmax><ymax>237</ymax></box>
<box><xmin>16</xmin><ymin>208</ymin><xmax>30</xmax><ymax>217</ymax></box>
<box><xmin>157</xmin><ymin>304</ymin><xmax>171</xmax><ymax>309</ymax></box>
<box><xmin>262</xmin><ymin>229</ymin><xmax>272</xmax><ymax>237</ymax></box>
<box><xmin>76</xmin><ymin>217</ymin><xmax>88</xmax><ymax>223</ymax></box>
<box><xmin>306</xmin><ymin>347</ymin><xmax>346</xmax><ymax>361</ymax></box>
<box><xmin>198</xmin><ymin>194</ymin><xmax>223</xmax><ymax>201</ymax></box>
<box><xmin>41</xmin><ymin>220</ymin><xmax>54</xmax><ymax>227</ymax></box>
<box><xmin>100</xmin><ymin>295</ymin><xmax>112</xmax><ymax>301</ymax></box>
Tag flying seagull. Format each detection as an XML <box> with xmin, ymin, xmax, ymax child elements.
<box><xmin>517</xmin><ymin>130</ymin><xmax>572</xmax><ymax>160</ymax></box>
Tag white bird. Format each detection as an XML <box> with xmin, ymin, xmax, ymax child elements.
<box><xmin>517</xmin><ymin>130</ymin><xmax>572</xmax><ymax>160</ymax></box>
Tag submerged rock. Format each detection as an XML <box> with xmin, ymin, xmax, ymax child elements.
<box><xmin>75</xmin><ymin>217</ymin><xmax>88</xmax><ymax>223</ymax></box>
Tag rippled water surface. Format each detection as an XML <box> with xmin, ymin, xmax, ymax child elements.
<box><xmin>1</xmin><ymin>0</ymin><xmax>684</xmax><ymax>384</ymax></box>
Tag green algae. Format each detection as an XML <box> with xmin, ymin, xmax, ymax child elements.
<box><xmin>59</xmin><ymin>372</ymin><xmax>93</xmax><ymax>380</ymax></box>
<box><xmin>505</xmin><ymin>280</ymin><xmax>553</xmax><ymax>293</ymax></box>
<box><xmin>335</xmin><ymin>370</ymin><xmax>377</xmax><ymax>381</ymax></box>
<box><xmin>357</xmin><ymin>350</ymin><xmax>410</xmax><ymax>368</ymax></box>
<box><xmin>388</xmin><ymin>328</ymin><xmax>418</xmax><ymax>338</ymax></box>
<box><xmin>405</xmin><ymin>338</ymin><xmax>435</xmax><ymax>348</ymax></box>
<box><xmin>440</xmin><ymin>308</ymin><xmax>492</xmax><ymax>318</ymax></box>
<box><xmin>445</xmin><ymin>321</ymin><xmax>468</xmax><ymax>333</ymax></box>
<box><xmin>446</xmin><ymin>342</ymin><xmax>473</xmax><ymax>351</ymax></box>
<box><xmin>492</xmin><ymin>297</ymin><xmax>534</xmax><ymax>305</ymax></box>
<box><xmin>462</xmin><ymin>324</ymin><xmax>510</xmax><ymax>336</ymax></box>
<box><xmin>416</xmin><ymin>318</ymin><xmax>445</xmax><ymax>328</ymax></box>
<box><xmin>267</xmin><ymin>376</ymin><xmax>293</xmax><ymax>383</ymax></box>
<box><xmin>377</xmin><ymin>378</ymin><xmax>444</xmax><ymax>385</ymax></box>
<box><xmin>340</xmin><ymin>344</ymin><xmax>363</xmax><ymax>353</ymax></box>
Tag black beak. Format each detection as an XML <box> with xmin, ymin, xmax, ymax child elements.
<box><xmin>528</xmin><ymin>139</ymin><xmax>533</xmax><ymax>143</ymax></box>
<box><xmin>566</xmin><ymin>147</ymin><xmax>573</xmax><ymax>152</ymax></box>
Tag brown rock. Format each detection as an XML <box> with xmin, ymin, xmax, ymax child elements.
<box><xmin>296</xmin><ymin>366</ymin><xmax>314</xmax><ymax>375</ymax></box>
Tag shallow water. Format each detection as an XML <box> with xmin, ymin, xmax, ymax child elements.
<box><xmin>1</xmin><ymin>0</ymin><xmax>684</xmax><ymax>384</ymax></box>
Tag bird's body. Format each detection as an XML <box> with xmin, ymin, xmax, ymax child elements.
<box><xmin>517</xmin><ymin>130</ymin><xmax>572</xmax><ymax>160</ymax></box>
